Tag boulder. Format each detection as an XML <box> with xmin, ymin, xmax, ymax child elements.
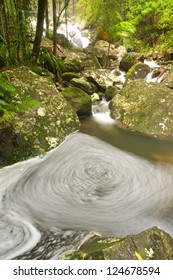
<box><xmin>62</xmin><ymin>72</ymin><xmax>79</xmax><ymax>82</ymax></box>
<box><xmin>120</xmin><ymin>52</ymin><xmax>144</xmax><ymax>72</ymax></box>
<box><xmin>61</xmin><ymin>86</ymin><xmax>92</xmax><ymax>117</ymax></box>
<box><xmin>110</xmin><ymin>79</ymin><xmax>173</xmax><ymax>137</ymax></box>
<box><xmin>0</xmin><ymin>67</ymin><xmax>79</xmax><ymax>167</ymax></box>
<box><xmin>126</xmin><ymin>63</ymin><xmax>150</xmax><ymax>80</ymax></box>
<box><xmin>105</xmin><ymin>85</ymin><xmax>119</xmax><ymax>101</ymax></box>
<box><xmin>82</xmin><ymin>69</ymin><xmax>115</xmax><ymax>92</ymax></box>
<box><xmin>162</xmin><ymin>71</ymin><xmax>173</xmax><ymax>89</ymax></box>
<box><xmin>63</xmin><ymin>50</ymin><xmax>100</xmax><ymax>72</ymax></box>
<box><xmin>62</xmin><ymin>227</ymin><xmax>173</xmax><ymax>260</ymax></box>
<box><xmin>69</xmin><ymin>78</ymin><xmax>97</xmax><ymax>94</ymax></box>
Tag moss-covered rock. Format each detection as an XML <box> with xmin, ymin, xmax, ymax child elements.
<box><xmin>105</xmin><ymin>85</ymin><xmax>119</xmax><ymax>101</ymax></box>
<box><xmin>126</xmin><ymin>63</ymin><xmax>150</xmax><ymax>80</ymax></box>
<box><xmin>162</xmin><ymin>70</ymin><xmax>173</xmax><ymax>89</ymax></box>
<box><xmin>69</xmin><ymin>78</ymin><xmax>97</xmax><ymax>94</ymax></box>
<box><xmin>62</xmin><ymin>72</ymin><xmax>79</xmax><ymax>82</ymax></box>
<box><xmin>119</xmin><ymin>53</ymin><xmax>135</xmax><ymax>72</ymax></box>
<box><xmin>110</xmin><ymin>79</ymin><xmax>173</xmax><ymax>137</ymax></box>
<box><xmin>62</xmin><ymin>227</ymin><xmax>173</xmax><ymax>260</ymax></box>
<box><xmin>63</xmin><ymin>50</ymin><xmax>100</xmax><ymax>72</ymax></box>
<box><xmin>0</xmin><ymin>67</ymin><xmax>80</xmax><ymax>166</ymax></box>
<box><xmin>61</xmin><ymin>86</ymin><xmax>92</xmax><ymax>117</ymax></box>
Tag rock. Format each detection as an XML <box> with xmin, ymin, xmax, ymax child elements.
<box><xmin>110</xmin><ymin>79</ymin><xmax>173</xmax><ymax>137</ymax></box>
<box><xmin>62</xmin><ymin>227</ymin><xmax>173</xmax><ymax>260</ymax></box>
<box><xmin>61</xmin><ymin>86</ymin><xmax>92</xmax><ymax>117</ymax></box>
<box><xmin>93</xmin><ymin>41</ymin><xmax>126</xmax><ymax>67</ymax></box>
<box><xmin>162</xmin><ymin>71</ymin><xmax>173</xmax><ymax>89</ymax></box>
<box><xmin>82</xmin><ymin>69</ymin><xmax>114</xmax><ymax>92</ymax></box>
<box><xmin>105</xmin><ymin>85</ymin><xmax>119</xmax><ymax>101</ymax></box>
<box><xmin>69</xmin><ymin>78</ymin><xmax>97</xmax><ymax>94</ymax></box>
<box><xmin>119</xmin><ymin>53</ymin><xmax>135</xmax><ymax>71</ymax></box>
<box><xmin>0</xmin><ymin>67</ymin><xmax>79</xmax><ymax>166</ymax></box>
<box><xmin>62</xmin><ymin>72</ymin><xmax>79</xmax><ymax>82</ymax></box>
<box><xmin>120</xmin><ymin>52</ymin><xmax>144</xmax><ymax>72</ymax></box>
<box><xmin>63</xmin><ymin>50</ymin><xmax>100</xmax><ymax>72</ymax></box>
<box><xmin>126</xmin><ymin>63</ymin><xmax>150</xmax><ymax>80</ymax></box>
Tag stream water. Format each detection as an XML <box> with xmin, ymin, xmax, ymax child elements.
<box><xmin>1</xmin><ymin>98</ymin><xmax>173</xmax><ymax>260</ymax></box>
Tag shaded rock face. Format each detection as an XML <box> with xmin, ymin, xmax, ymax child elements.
<box><xmin>110</xmin><ymin>79</ymin><xmax>173</xmax><ymax>137</ymax></box>
<box><xmin>61</xmin><ymin>86</ymin><xmax>92</xmax><ymax>117</ymax></box>
<box><xmin>0</xmin><ymin>68</ymin><xmax>79</xmax><ymax>166</ymax></box>
<box><xmin>120</xmin><ymin>52</ymin><xmax>144</xmax><ymax>72</ymax></box>
<box><xmin>62</xmin><ymin>227</ymin><xmax>173</xmax><ymax>260</ymax></box>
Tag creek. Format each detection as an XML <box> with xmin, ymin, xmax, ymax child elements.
<box><xmin>1</xmin><ymin>98</ymin><xmax>173</xmax><ymax>260</ymax></box>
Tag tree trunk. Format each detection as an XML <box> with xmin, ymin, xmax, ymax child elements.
<box><xmin>32</xmin><ymin>0</ymin><xmax>47</xmax><ymax>62</ymax></box>
<box><xmin>52</xmin><ymin>0</ymin><xmax>57</xmax><ymax>55</ymax></box>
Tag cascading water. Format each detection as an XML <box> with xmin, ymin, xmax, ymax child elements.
<box><xmin>92</xmin><ymin>98</ymin><xmax>115</xmax><ymax>124</ymax></box>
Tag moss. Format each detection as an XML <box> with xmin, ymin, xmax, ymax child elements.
<box><xmin>110</xmin><ymin>80</ymin><xmax>173</xmax><ymax>137</ymax></box>
<box><xmin>0</xmin><ymin>68</ymin><xmax>80</xmax><ymax>166</ymax></box>
<box><xmin>126</xmin><ymin>63</ymin><xmax>150</xmax><ymax>80</ymax></box>
<box><xmin>61</xmin><ymin>86</ymin><xmax>92</xmax><ymax>116</ymax></box>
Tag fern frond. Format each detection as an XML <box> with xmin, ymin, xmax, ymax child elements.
<box><xmin>16</xmin><ymin>99</ymin><xmax>40</xmax><ymax>112</ymax></box>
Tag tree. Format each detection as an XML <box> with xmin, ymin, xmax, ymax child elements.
<box><xmin>32</xmin><ymin>0</ymin><xmax>47</xmax><ymax>62</ymax></box>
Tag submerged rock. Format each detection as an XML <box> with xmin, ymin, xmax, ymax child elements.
<box><xmin>110</xmin><ymin>79</ymin><xmax>173</xmax><ymax>138</ymax></box>
<box><xmin>0</xmin><ymin>67</ymin><xmax>79</xmax><ymax>166</ymax></box>
<box><xmin>62</xmin><ymin>227</ymin><xmax>173</xmax><ymax>260</ymax></box>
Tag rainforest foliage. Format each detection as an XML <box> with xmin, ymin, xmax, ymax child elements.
<box><xmin>77</xmin><ymin>0</ymin><xmax>173</xmax><ymax>50</ymax></box>
<box><xmin>0</xmin><ymin>0</ymin><xmax>173</xmax><ymax>68</ymax></box>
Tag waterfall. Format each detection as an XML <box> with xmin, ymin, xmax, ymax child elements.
<box><xmin>92</xmin><ymin>98</ymin><xmax>115</xmax><ymax>124</ymax></box>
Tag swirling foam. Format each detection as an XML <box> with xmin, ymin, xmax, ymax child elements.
<box><xmin>1</xmin><ymin>132</ymin><xmax>173</xmax><ymax>259</ymax></box>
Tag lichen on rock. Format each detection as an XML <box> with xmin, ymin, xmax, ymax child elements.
<box><xmin>0</xmin><ymin>67</ymin><xmax>80</xmax><ymax>166</ymax></box>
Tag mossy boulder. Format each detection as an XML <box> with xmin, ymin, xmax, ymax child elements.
<box><xmin>110</xmin><ymin>79</ymin><xmax>173</xmax><ymax>137</ymax></box>
<box><xmin>62</xmin><ymin>72</ymin><xmax>79</xmax><ymax>82</ymax></box>
<box><xmin>120</xmin><ymin>52</ymin><xmax>144</xmax><ymax>72</ymax></box>
<box><xmin>126</xmin><ymin>63</ymin><xmax>150</xmax><ymax>80</ymax></box>
<box><xmin>0</xmin><ymin>67</ymin><xmax>79</xmax><ymax>166</ymax></box>
<box><xmin>119</xmin><ymin>53</ymin><xmax>135</xmax><ymax>72</ymax></box>
<box><xmin>105</xmin><ymin>85</ymin><xmax>119</xmax><ymax>101</ymax></box>
<box><xmin>62</xmin><ymin>227</ymin><xmax>173</xmax><ymax>260</ymax></box>
<box><xmin>61</xmin><ymin>86</ymin><xmax>92</xmax><ymax>117</ymax></box>
<box><xmin>63</xmin><ymin>50</ymin><xmax>100</xmax><ymax>72</ymax></box>
<box><xmin>162</xmin><ymin>71</ymin><xmax>173</xmax><ymax>89</ymax></box>
<box><xmin>69</xmin><ymin>78</ymin><xmax>97</xmax><ymax>94</ymax></box>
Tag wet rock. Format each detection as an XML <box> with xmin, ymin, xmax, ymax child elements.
<box><xmin>61</xmin><ymin>86</ymin><xmax>92</xmax><ymax>117</ymax></box>
<box><xmin>0</xmin><ymin>68</ymin><xmax>79</xmax><ymax>166</ymax></box>
<box><xmin>126</xmin><ymin>63</ymin><xmax>150</xmax><ymax>80</ymax></box>
<box><xmin>62</xmin><ymin>227</ymin><xmax>173</xmax><ymax>260</ymax></box>
<box><xmin>110</xmin><ymin>79</ymin><xmax>173</xmax><ymax>137</ymax></box>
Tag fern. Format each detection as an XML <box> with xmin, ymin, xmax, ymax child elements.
<box><xmin>16</xmin><ymin>99</ymin><xmax>40</xmax><ymax>112</ymax></box>
<box><xmin>0</xmin><ymin>78</ymin><xmax>40</xmax><ymax>123</ymax></box>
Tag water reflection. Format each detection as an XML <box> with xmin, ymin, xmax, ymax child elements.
<box><xmin>80</xmin><ymin>116</ymin><xmax>173</xmax><ymax>164</ymax></box>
